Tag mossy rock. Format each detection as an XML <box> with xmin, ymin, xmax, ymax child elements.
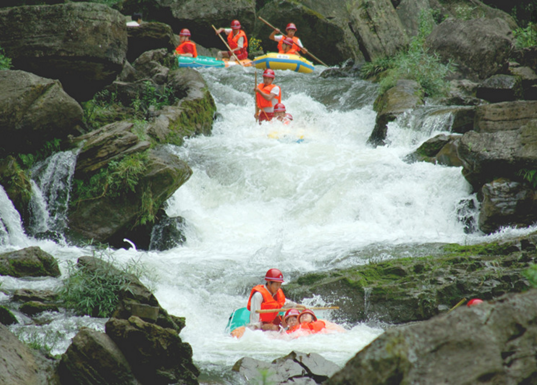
<box><xmin>20</xmin><ymin>301</ymin><xmax>59</xmax><ymax>316</ymax></box>
<box><xmin>0</xmin><ymin>305</ymin><xmax>18</xmax><ymax>325</ymax></box>
<box><xmin>0</xmin><ymin>247</ymin><xmax>60</xmax><ymax>278</ymax></box>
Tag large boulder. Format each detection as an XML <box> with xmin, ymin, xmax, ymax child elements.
<box><xmin>123</xmin><ymin>0</ymin><xmax>254</xmax><ymax>52</ymax></box>
<box><xmin>348</xmin><ymin>0</ymin><xmax>409</xmax><ymax>61</ymax></box>
<box><xmin>0</xmin><ymin>246</ymin><xmax>60</xmax><ymax>278</ymax></box>
<box><xmin>256</xmin><ymin>0</ymin><xmax>360</xmax><ymax>66</ymax></box>
<box><xmin>106</xmin><ymin>316</ymin><xmax>199</xmax><ymax>385</ymax></box>
<box><xmin>58</xmin><ymin>327</ymin><xmax>141</xmax><ymax>385</ymax></box>
<box><xmin>425</xmin><ymin>18</ymin><xmax>514</xmax><ymax>81</ymax></box>
<box><xmin>326</xmin><ymin>289</ymin><xmax>537</xmax><ymax>385</ymax></box>
<box><xmin>0</xmin><ymin>156</ymin><xmax>32</xmax><ymax>224</ymax></box>
<box><xmin>476</xmin><ymin>74</ymin><xmax>524</xmax><ymax>103</ymax></box>
<box><xmin>127</xmin><ymin>22</ymin><xmax>179</xmax><ymax>63</ymax></box>
<box><xmin>0</xmin><ymin>3</ymin><xmax>128</xmax><ymax>101</ymax></box>
<box><xmin>368</xmin><ymin>79</ymin><xmax>423</xmax><ymax>147</ymax></box>
<box><xmin>0</xmin><ymin>70</ymin><xmax>84</xmax><ymax>158</ymax></box>
<box><xmin>396</xmin><ymin>0</ymin><xmax>435</xmax><ymax>38</ymax></box>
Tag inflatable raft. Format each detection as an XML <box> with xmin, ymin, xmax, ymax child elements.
<box><xmin>252</xmin><ymin>53</ymin><xmax>315</xmax><ymax>74</ymax></box>
<box><xmin>177</xmin><ymin>55</ymin><xmax>252</xmax><ymax>69</ymax></box>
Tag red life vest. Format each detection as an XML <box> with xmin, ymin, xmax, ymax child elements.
<box><xmin>175</xmin><ymin>41</ymin><xmax>198</xmax><ymax>57</ymax></box>
<box><xmin>227</xmin><ymin>30</ymin><xmax>248</xmax><ymax>60</ymax></box>
<box><xmin>277</xmin><ymin>36</ymin><xmax>301</xmax><ymax>54</ymax></box>
<box><xmin>247</xmin><ymin>284</ymin><xmax>286</xmax><ymax>323</ymax></box>
<box><xmin>288</xmin><ymin>320</ymin><xmax>326</xmax><ymax>334</ymax></box>
<box><xmin>256</xmin><ymin>83</ymin><xmax>281</xmax><ymax>110</ymax></box>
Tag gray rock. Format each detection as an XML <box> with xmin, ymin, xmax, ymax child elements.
<box><xmin>0</xmin><ymin>306</ymin><xmax>17</xmax><ymax>326</ymax></box>
<box><xmin>476</xmin><ymin>74</ymin><xmax>523</xmax><ymax>103</ymax></box>
<box><xmin>473</xmin><ymin>100</ymin><xmax>537</xmax><ymax>133</ymax></box>
<box><xmin>127</xmin><ymin>22</ymin><xmax>179</xmax><ymax>63</ymax></box>
<box><xmin>12</xmin><ymin>289</ymin><xmax>58</xmax><ymax>303</ymax></box>
<box><xmin>406</xmin><ymin>133</ymin><xmax>463</xmax><ymax>167</ymax></box>
<box><xmin>0</xmin><ymin>70</ymin><xmax>84</xmax><ymax>158</ymax></box>
<box><xmin>0</xmin><ymin>246</ymin><xmax>60</xmax><ymax>278</ymax></box>
<box><xmin>426</xmin><ymin>18</ymin><xmax>514</xmax><ymax>81</ymax></box>
<box><xmin>326</xmin><ymin>289</ymin><xmax>537</xmax><ymax>385</ymax></box>
<box><xmin>508</xmin><ymin>65</ymin><xmax>537</xmax><ymax>100</ymax></box>
<box><xmin>58</xmin><ymin>327</ymin><xmax>141</xmax><ymax>385</ymax></box>
<box><xmin>20</xmin><ymin>301</ymin><xmax>59</xmax><ymax>316</ymax></box>
<box><xmin>396</xmin><ymin>0</ymin><xmax>434</xmax><ymax>38</ymax></box>
<box><xmin>0</xmin><ymin>3</ymin><xmax>128</xmax><ymax>101</ymax></box>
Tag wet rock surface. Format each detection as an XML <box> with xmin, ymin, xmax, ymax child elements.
<box><xmin>0</xmin><ymin>246</ymin><xmax>60</xmax><ymax>278</ymax></box>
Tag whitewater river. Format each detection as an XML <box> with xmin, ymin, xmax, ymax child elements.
<box><xmin>1</xmin><ymin>64</ymin><xmax>534</xmax><ymax>383</ymax></box>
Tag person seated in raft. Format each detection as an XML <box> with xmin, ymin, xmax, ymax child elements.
<box><xmin>282</xmin><ymin>308</ymin><xmax>301</xmax><ymax>333</ymax></box>
<box><xmin>278</xmin><ymin>37</ymin><xmax>299</xmax><ymax>55</ymax></box>
<box><xmin>126</xmin><ymin>12</ymin><xmax>142</xmax><ymax>27</ymax></box>
<box><xmin>269</xmin><ymin>23</ymin><xmax>307</xmax><ymax>55</ymax></box>
<box><xmin>215</xmin><ymin>20</ymin><xmax>248</xmax><ymax>61</ymax></box>
<box><xmin>175</xmin><ymin>29</ymin><xmax>198</xmax><ymax>58</ymax></box>
<box><xmin>255</xmin><ymin>69</ymin><xmax>281</xmax><ymax>123</ymax></box>
<box><xmin>246</xmin><ymin>268</ymin><xmax>305</xmax><ymax>331</ymax></box>
<box><xmin>273</xmin><ymin>103</ymin><xmax>292</xmax><ymax>124</ymax></box>
<box><xmin>297</xmin><ymin>309</ymin><xmax>326</xmax><ymax>333</ymax></box>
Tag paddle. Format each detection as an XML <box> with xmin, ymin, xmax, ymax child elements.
<box><xmin>212</xmin><ymin>25</ymin><xmax>244</xmax><ymax>66</ymax></box>
<box><xmin>256</xmin><ymin>306</ymin><xmax>339</xmax><ymax>313</ymax></box>
<box><xmin>254</xmin><ymin>69</ymin><xmax>259</xmax><ymax>122</ymax></box>
<box><xmin>257</xmin><ymin>16</ymin><xmax>329</xmax><ymax>67</ymax></box>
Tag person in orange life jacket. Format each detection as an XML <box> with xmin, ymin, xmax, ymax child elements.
<box><xmin>215</xmin><ymin>20</ymin><xmax>248</xmax><ymax>61</ymax></box>
<box><xmin>298</xmin><ymin>309</ymin><xmax>326</xmax><ymax>333</ymax></box>
<box><xmin>279</xmin><ymin>37</ymin><xmax>299</xmax><ymax>55</ymax></box>
<box><xmin>175</xmin><ymin>29</ymin><xmax>197</xmax><ymax>58</ymax></box>
<box><xmin>246</xmin><ymin>268</ymin><xmax>304</xmax><ymax>331</ymax></box>
<box><xmin>273</xmin><ymin>103</ymin><xmax>292</xmax><ymax>124</ymax></box>
<box><xmin>282</xmin><ymin>308</ymin><xmax>301</xmax><ymax>332</ymax></box>
<box><xmin>269</xmin><ymin>23</ymin><xmax>308</xmax><ymax>55</ymax></box>
<box><xmin>255</xmin><ymin>69</ymin><xmax>281</xmax><ymax>123</ymax></box>
<box><xmin>126</xmin><ymin>12</ymin><xmax>142</xmax><ymax>27</ymax></box>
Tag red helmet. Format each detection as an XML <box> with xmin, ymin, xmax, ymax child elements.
<box><xmin>274</xmin><ymin>103</ymin><xmax>286</xmax><ymax>112</ymax></box>
<box><xmin>467</xmin><ymin>299</ymin><xmax>483</xmax><ymax>307</ymax></box>
<box><xmin>265</xmin><ymin>268</ymin><xmax>284</xmax><ymax>282</ymax></box>
<box><xmin>284</xmin><ymin>308</ymin><xmax>300</xmax><ymax>321</ymax></box>
<box><xmin>179</xmin><ymin>28</ymin><xmax>191</xmax><ymax>37</ymax></box>
<box><xmin>286</xmin><ymin>23</ymin><xmax>297</xmax><ymax>31</ymax></box>
<box><xmin>299</xmin><ymin>309</ymin><xmax>317</xmax><ymax>322</ymax></box>
<box><xmin>285</xmin><ymin>113</ymin><xmax>293</xmax><ymax>120</ymax></box>
<box><xmin>231</xmin><ymin>19</ymin><xmax>241</xmax><ymax>29</ymax></box>
<box><xmin>263</xmin><ymin>69</ymin><xmax>275</xmax><ymax>78</ymax></box>
<box><xmin>282</xmin><ymin>37</ymin><xmax>295</xmax><ymax>47</ymax></box>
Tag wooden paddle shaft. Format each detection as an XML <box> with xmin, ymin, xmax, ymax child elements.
<box><xmin>255</xmin><ymin>70</ymin><xmax>258</xmax><ymax>121</ymax></box>
<box><xmin>256</xmin><ymin>306</ymin><xmax>339</xmax><ymax>313</ymax></box>
<box><xmin>212</xmin><ymin>25</ymin><xmax>244</xmax><ymax>66</ymax></box>
<box><xmin>257</xmin><ymin>16</ymin><xmax>329</xmax><ymax>67</ymax></box>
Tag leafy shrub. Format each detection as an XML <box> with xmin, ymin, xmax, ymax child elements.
<box><xmin>514</xmin><ymin>23</ymin><xmax>537</xmax><ymax>48</ymax></box>
<box><xmin>17</xmin><ymin>138</ymin><xmax>62</xmax><ymax>169</ymax></box>
<box><xmin>517</xmin><ymin>168</ymin><xmax>537</xmax><ymax>188</ymax></box>
<box><xmin>249</xmin><ymin>37</ymin><xmax>264</xmax><ymax>52</ymax></box>
<box><xmin>522</xmin><ymin>264</ymin><xmax>537</xmax><ymax>288</ymax></box>
<box><xmin>132</xmin><ymin>81</ymin><xmax>179</xmax><ymax>113</ymax></box>
<box><xmin>57</xmin><ymin>248</ymin><xmax>141</xmax><ymax>317</ymax></box>
<box><xmin>0</xmin><ymin>47</ymin><xmax>12</xmax><ymax>70</ymax></box>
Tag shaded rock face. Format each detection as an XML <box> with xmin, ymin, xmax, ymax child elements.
<box><xmin>326</xmin><ymin>289</ymin><xmax>537</xmax><ymax>385</ymax></box>
<box><xmin>285</xmin><ymin>235</ymin><xmax>536</xmax><ymax>324</ymax></box>
<box><xmin>396</xmin><ymin>0</ymin><xmax>434</xmax><ymax>38</ymax></box>
<box><xmin>479</xmin><ymin>178</ymin><xmax>537</xmax><ymax>234</ymax></box>
<box><xmin>0</xmin><ymin>3</ymin><xmax>128</xmax><ymax>101</ymax></box>
<box><xmin>368</xmin><ymin>79</ymin><xmax>423</xmax><ymax>147</ymax></box>
<box><xmin>405</xmin><ymin>133</ymin><xmax>463</xmax><ymax>167</ymax></box>
<box><xmin>256</xmin><ymin>0</ymin><xmax>358</xmax><ymax>66</ymax></box>
<box><xmin>0</xmin><ymin>70</ymin><xmax>84</xmax><ymax>158</ymax></box>
<box><xmin>0</xmin><ymin>246</ymin><xmax>60</xmax><ymax>278</ymax></box>
<box><xmin>349</xmin><ymin>0</ymin><xmax>409</xmax><ymax>62</ymax></box>
<box><xmin>106</xmin><ymin>316</ymin><xmax>199</xmax><ymax>385</ymax></box>
<box><xmin>58</xmin><ymin>327</ymin><xmax>141</xmax><ymax>385</ymax></box>
<box><xmin>233</xmin><ymin>351</ymin><xmax>340</xmax><ymax>384</ymax></box>
<box><xmin>0</xmin><ymin>156</ymin><xmax>32</xmax><ymax>225</ymax></box>
<box><xmin>476</xmin><ymin>74</ymin><xmax>523</xmax><ymax>103</ymax></box>
<box><xmin>127</xmin><ymin>22</ymin><xmax>179</xmax><ymax>63</ymax></box>
<box><xmin>426</xmin><ymin>18</ymin><xmax>514</xmax><ymax>81</ymax></box>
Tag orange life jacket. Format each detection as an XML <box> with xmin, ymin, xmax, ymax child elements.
<box><xmin>288</xmin><ymin>320</ymin><xmax>326</xmax><ymax>334</ymax></box>
<box><xmin>227</xmin><ymin>30</ymin><xmax>248</xmax><ymax>58</ymax></box>
<box><xmin>247</xmin><ymin>284</ymin><xmax>286</xmax><ymax>323</ymax></box>
<box><xmin>175</xmin><ymin>41</ymin><xmax>198</xmax><ymax>57</ymax></box>
<box><xmin>277</xmin><ymin>36</ymin><xmax>301</xmax><ymax>54</ymax></box>
<box><xmin>256</xmin><ymin>83</ymin><xmax>281</xmax><ymax>110</ymax></box>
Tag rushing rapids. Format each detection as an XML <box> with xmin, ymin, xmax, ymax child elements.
<box><xmin>1</xmin><ymin>65</ymin><xmax>535</xmax><ymax>383</ymax></box>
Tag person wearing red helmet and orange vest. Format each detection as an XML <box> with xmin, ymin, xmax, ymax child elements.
<box><xmin>175</xmin><ymin>29</ymin><xmax>198</xmax><ymax>58</ymax></box>
<box><xmin>273</xmin><ymin>103</ymin><xmax>292</xmax><ymax>124</ymax></box>
<box><xmin>279</xmin><ymin>37</ymin><xmax>299</xmax><ymax>55</ymax></box>
<box><xmin>215</xmin><ymin>20</ymin><xmax>249</xmax><ymax>61</ymax></box>
<box><xmin>255</xmin><ymin>69</ymin><xmax>281</xmax><ymax>123</ymax></box>
<box><xmin>269</xmin><ymin>23</ymin><xmax>308</xmax><ymax>55</ymax></box>
<box><xmin>247</xmin><ymin>269</ymin><xmax>305</xmax><ymax>331</ymax></box>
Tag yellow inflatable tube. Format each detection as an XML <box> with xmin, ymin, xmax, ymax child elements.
<box><xmin>253</xmin><ymin>53</ymin><xmax>315</xmax><ymax>74</ymax></box>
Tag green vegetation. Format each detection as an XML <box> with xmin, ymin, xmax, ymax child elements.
<box><xmin>523</xmin><ymin>265</ymin><xmax>537</xmax><ymax>288</ymax></box>
<box><xmin>514</xmin><ymin>23</ymin><xmax>537</xmax><ymax>48</ymax></box>
<box><xmin>57</xmin><ymin>247</ymin><xmax>142</xmax><ymax>318</ymax></box>
<box><xmin>249</xmin><ymin>37</ymin><xmax>264</xmax><ymax>52</ymax></box>
<box><xmin>517</xmin><ymin>168</ymin><xmax>537</xmax><ymax>188</ymax></box>
<box><xmin>0</xmin><ymin>47</ymin><xmax>11</xmax><ymax>70</ymax></box>
<box><xmin>361</xmin><ymin>10</ymin><xmax>454</xmax><ymax>99</ymax></box>
<box><xmin>14</xmin><ymin>328</ymin><xmax>64</xmax><ymax>358</ymax></box>
<box><xmin>16</xmin><ymin>138</ymin><xmax>62</xmax><ymax>169</ymax></box>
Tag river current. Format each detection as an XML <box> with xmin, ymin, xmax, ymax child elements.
<box><xmin>1</xmin><ymin>64</ymin><xmax>534</xmax><ymax>383</ymax></box>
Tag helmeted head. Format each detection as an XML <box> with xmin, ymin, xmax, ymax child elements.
<box><xmin>282</xmin><ymin>37</ymin><xmax>295</xmax><ymax>48</ymax></box>
<box><xmin>231</xmin><ymin>19</ymin><xmax>241</xmax><ymax>30</ymax></box>
<box><xmin>467</xmin><ymin>298</ymin><xmax>483</xmax><ymax>307</ymax></box>
<box><xmin>179</xmin><ymin>28</ymin><xmax>191</xmax><ymax>37</ymax></box>
<box><xmin>274</xmin><ymin>103</ymin><xmax>286</xmax><ymax>113</ymax></box>
<box><xmin>265</xmin><ymin>268</ymin><xmax>284</xmax><ymax>282</ymax></box>
<box><xmin>286</xmin><ymin>23</ymin><xmax>297</xmax><ymax>31</ymax></box>
<box><xmin>299</xmin><ymin>309</ymin><xmax>317</xmax><ymax>323</ymax></box>
<box><xmin>263</xmin><ymin>69</ymin><xmax>276</xmax><ymax>79</ymax></box>
<box><xmin>284</xmin><ymin>308</ymin><xmax>301</xmax><ymax>328</ymax></box>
